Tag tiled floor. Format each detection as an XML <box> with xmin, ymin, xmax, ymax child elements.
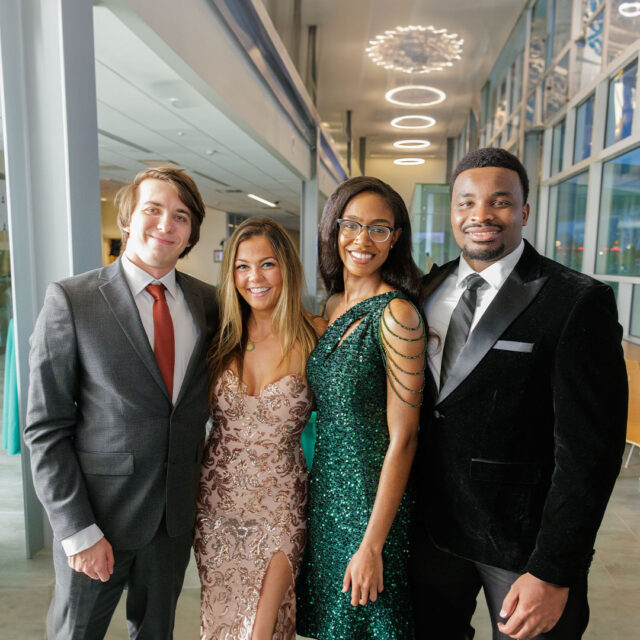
<box><xmin>1</xmin><ymin>446</ymin><xmax>639</xmax><ymax>639</ymax></box>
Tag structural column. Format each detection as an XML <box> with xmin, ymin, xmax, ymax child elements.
<box><xmin>300</xmin><ymin>129</ymin><xmax>320</xmax><ymax>312</ymax></box>
<box><xmin>0</xmin><ymin>0</ymin><xmax>102</xmax><ymax>556</ymax></box>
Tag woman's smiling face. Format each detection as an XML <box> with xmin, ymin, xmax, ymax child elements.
<box><xmin>338</xmin><ymin>191</ymin><xmax>400</xmax><ymax>279</ymax></box>
<box><xmin>234</xmin><ymin>235</ymin><xmax>283</xmax><ymax>313</ymax></box>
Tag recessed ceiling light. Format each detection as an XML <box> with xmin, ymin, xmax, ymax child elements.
<box><xmin>391</xmin><ymin>115</ymin><xmax>436</xmax><ymax>129</ymax></box>
<box><xmin>394</xmin><ymin>139</ymin><xmax>431</xmax><ymax>149</ymax></box>
<box><xmin>100</xmin><ymin>197</ymin><xmax>107</xmax><ymax>202</ymax></box>
<box><xmin>385</xmin><ymin>85</ymin><xmax>446</xmax><ymax>106</ymax></box>
<box><xmin>248</xmin><ymin>193</ymin><xmax>277</xmax><ymax>207</ymax></box>
<box><xmin>394</xmin><ymin>158</ymin><xmax>425</xmax><ymax>165</ymax></box>
<box><xmin>619</xmin><ymin>2</ymin><xmax>640</xmax><ymax>17</ymax></box>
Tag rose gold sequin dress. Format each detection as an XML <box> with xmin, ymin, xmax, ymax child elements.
<box><xmin>194</xmin><ymin>369</ymin><xmax>312</xmax><ymax>640</ymax></box>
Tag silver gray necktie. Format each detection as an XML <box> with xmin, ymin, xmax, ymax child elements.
<box><xmin>440</xmin><ymin>273</ymin><xmax>486</xmax><ymax>388</ymax></box>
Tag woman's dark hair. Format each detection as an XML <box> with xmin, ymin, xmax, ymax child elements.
<box><xmin>318</xmin><ymin>176</ymin><xmax>422</xmax><ymax>305</ymax></box>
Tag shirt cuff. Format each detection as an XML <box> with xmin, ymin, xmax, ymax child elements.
<box><xmin>60</xmin><ymin>524</ymin><xmax>104</xmax><ymax>556</ymax></box>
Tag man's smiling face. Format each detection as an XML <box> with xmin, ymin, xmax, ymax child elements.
<box><xmin>450</xmin><ymin>166</ymin><xmax>530</xmax><ymax>271</ymax></box>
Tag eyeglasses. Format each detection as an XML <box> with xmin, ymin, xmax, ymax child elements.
<box><xmin>337</xmin><ymin>219</ymin><xmax>396</xmax><ymax>243</ymax></box>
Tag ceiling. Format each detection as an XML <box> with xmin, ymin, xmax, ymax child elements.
<box><xmin>292</xmin><ymin>0</ymin><xmax>529</xmax><ymax>163</ymax></box>
<box><xmin>93</xmin><ymin>5</ymin><xmax>304</xmax><ymax>226</ymax></box>
<box><xmin>2</xmin><ymin>1</ymin><xmax>529</xmax><ymax>225</ymax></box>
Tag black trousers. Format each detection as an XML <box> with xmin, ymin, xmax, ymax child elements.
<box><xmin>48</xmin><ymin>523</ymin><xmax>192</xmax><ymax>640</ymax></box>
<box><xmin>410</xmin><ymin>521</ymin><xmax>590</xmax><ymax>640</ymax></box>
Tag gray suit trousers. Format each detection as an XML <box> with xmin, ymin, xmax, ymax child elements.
<box><xmin>48</xmin><ymin>523</ymin><xmax>191</xmax><ymax>640</ymax></box>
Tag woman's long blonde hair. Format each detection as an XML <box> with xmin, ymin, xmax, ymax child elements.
<box><xmin>208</xmin><ymin>216</ymin><xmax>318</xmax><ymax>404</ymax></box>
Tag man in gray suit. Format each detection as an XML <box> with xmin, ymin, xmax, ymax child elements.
<box><xmin>24</xmin><ymin>167</ymin><xmax>219</xmax><ymax>639</ymax></box>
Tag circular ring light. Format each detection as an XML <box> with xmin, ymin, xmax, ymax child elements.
<box><xmin>394</xmin><ymin>158</ymin><xmax>425</xmax><ymax>165</ymax></box>
<box><xmin>385</xmin><ymin>85</ymin><xmax>446</xmax><ymax>106</ymax></box>
<box><xmin>391</xmin><ymin>115</ymin><xmax>436</xmax><ymax>129</ymax></box>
<box><xmin>619</xmin><ymin>2</ymin><xmax>640</xmax><ymax>17</ymax></box>
<box><xmin>394</xmin><ymin>139</ymin><xmax>431</xmax><ymax>149</ymax></box>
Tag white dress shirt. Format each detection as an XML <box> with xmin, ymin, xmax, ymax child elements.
<box><xmin>425</xmin><ymin>241</ymin><xmax>525</xmax><ymax>390</ymax></box>
<box><xmin>61</xmin><ymin>255</ymin><xmax>199</xmax><ymax>556</ymax></box>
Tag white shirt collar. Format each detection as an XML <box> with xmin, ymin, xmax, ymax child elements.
<box><xmin>121</xmin><ymin>254</ymin><xmax>178</xmax><ymax>300</ymax></box>
<box><xmin>456</xmin><ymin>240</ymin><xmax>525</xmax><ymax>291</ymax></box>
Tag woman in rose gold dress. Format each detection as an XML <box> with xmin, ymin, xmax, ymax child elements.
<box><xmin>194</xmin><ymin>216</ymin><xmax>325</xmax><ymax>640</ymax></box>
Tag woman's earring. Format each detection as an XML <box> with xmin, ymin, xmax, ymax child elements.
<box><xmin>390</xmin><ymin>244</ymin><xmax>394</xmax><ymax>249</ymax></box>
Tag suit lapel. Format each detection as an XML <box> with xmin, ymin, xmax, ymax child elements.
<box><xmin>436</xmin><ymin>243</ymin><xmax>548</xmax><ymax>405</ymax></box>
<box><xmin>98</xmin><ymin>260</ymin><xmax>169</xmax><ymax>399</ymax></box>
<box><xmin>174</xmin><ymin>272</ymin><xmax>209</xmax><ymax>408</ymax></box>
<box><xmin>422</xmin><ymin>261</ymin><xmax>457</xmax><ymax>403</ymax></box>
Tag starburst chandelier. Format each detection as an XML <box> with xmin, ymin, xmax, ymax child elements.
<box><xmin>366</xmin><ymin>25</ymin><xmax>463</xmax><ymax>74</ymax></box>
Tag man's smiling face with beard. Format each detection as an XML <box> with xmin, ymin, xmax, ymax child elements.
<box><xmin>450</xmin><ymin>166</ymin><xmax>530</xmax><ymax>272</ymax></box>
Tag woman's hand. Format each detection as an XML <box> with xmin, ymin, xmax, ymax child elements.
<box><xmin>342</xmin><ymin>545</ymin><xmax>384</xmax><ymax>606</ymax></box>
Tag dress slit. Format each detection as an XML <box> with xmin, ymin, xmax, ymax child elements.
<box><xmin>252</xmin><ymin>550</ymin><xmax>296</xmax><ymax>640</ymax></box>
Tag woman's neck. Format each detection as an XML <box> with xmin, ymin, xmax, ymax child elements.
<box><xmin>247</xmin><ymin>310</ymin><xmax>275</xmax><ymax>338</ymax></box>
<box><xmin>341</xmin><ymin>270</ymin><xmax>388</xmax><ymax>306</ymax></box>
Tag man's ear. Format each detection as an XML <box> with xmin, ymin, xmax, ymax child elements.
<box><xmin>522</xmin><ymin>203</ymin><xmax>530</xmax><ymax>226</ymax></box>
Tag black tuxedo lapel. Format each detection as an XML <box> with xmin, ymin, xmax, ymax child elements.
<box><xmin>437</xmin><ymin>243</ymin><xmax>548</xmax><ymax>405</ymax></box>
<box><xmin>421</xmin><ymin>261</ymin><xmax>458</xmax><ymax>403</ymax></box>
<box><xmin>174</xmin><ymin>272</ymin><xmax>210</xmax><ymax>408</ymax></box>
<box><xmin>98</xmin><ymin>260</ymin><xmax>171</xmax><ymax>400</ymax></box>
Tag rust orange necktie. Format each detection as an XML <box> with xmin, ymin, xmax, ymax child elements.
<box><xmin>145</xmin><ymin>284</ymin><xmax>175</xmax><ymax>398</ymax></box>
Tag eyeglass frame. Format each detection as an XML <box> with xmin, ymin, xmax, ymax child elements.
<box><xmin>336</xmin><ymin>218</ymin><xmax>397</xmax><ymax>243</ymax></box>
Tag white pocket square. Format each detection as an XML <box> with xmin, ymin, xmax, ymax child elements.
<box><xmin>493</xmin><ymin>340</ymin><xmax>534</xmax><ymax>353</ymax></box>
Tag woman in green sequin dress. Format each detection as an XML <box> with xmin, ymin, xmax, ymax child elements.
<box><xmin>297</xmin><ymin>177</ymin><xmax>427</xmax><ymax>640</ymax></box>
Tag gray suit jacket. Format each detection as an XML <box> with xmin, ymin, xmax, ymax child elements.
<box><xmin>24</xmin><ymin>258</ymin><xmax>219</xmax><ymax>550</ymax></box>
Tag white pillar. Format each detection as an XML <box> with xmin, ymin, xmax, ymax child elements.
<box><xmin>0</xmin><ymin>0</ymin><xmax>102</xmax><ymax>557</ymax></box>
<box><xmin>300</xmin><ymin>129</ymin><xmax>320</xmax><ymax>312</ymax></box>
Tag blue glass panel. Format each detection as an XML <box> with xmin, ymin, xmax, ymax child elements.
<box><xmin>547</xmin><ymin>171</ymin><xmax>589</xmax><ymax>270</ymax></box>
<box><xmin>551</xmin><ymin>119</ymin><xmax>566</xmax><ymax>175</ymax></box>
<box><xmin>605</xmin><ymin>58</ymin><xmax>637</xmax><ymax>147</ymax></box>
<box><xmin>596</xmin><ymin>146</ymin><xmax>640</xmax><ymax>276</ymax></box>
<box><xmin>574</xmin><ymin>95</ymin><xmax>594</xmax><ymax>163</ymax></box>
<box><xmin>632</xmin><ymin>285</ymin><xmax>640</xmax><ymax>338</ymax></box>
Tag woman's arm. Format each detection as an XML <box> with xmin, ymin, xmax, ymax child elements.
<box><xmin>342</xmin><ymin>298</ymin><xmax>426</xmax><ymax>606</ymax></box>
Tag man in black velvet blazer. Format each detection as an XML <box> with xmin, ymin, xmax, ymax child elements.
<box><xmin>410</xmin><ymin>148</ymin><xmax>627</xmax><ymax>639</ymax></box>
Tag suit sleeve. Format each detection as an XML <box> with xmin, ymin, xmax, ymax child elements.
<box><xmin>24</xmin><ymin>282</ymin><xmax>97</xmax><ymax>540</ymax></box>
<box><xmin>524</xmin><ymin>284</ymin><xmax>627</xmax><ymax>585</ymax></box>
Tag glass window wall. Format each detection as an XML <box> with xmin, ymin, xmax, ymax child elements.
<box><xmin>544</xmin><ymin>52</ymin><xmax>569</xmax><ymax>121</ymax></box>
<box><xmin>608</xmin><ymin>0</ymin><xmax>640</xmax><ymax>64</ymax></box>
<box><xmin>573</xmin><ymin>8</ymin><xmax>603</xmax><ymax>94</ymax></box>
<box><xmin>551</xmin><ymin>118</ymin><xmax>566</xmax><ymax>174</ymax></box>
<box><xmin>596</xmin><ymin>146</ymin><xmax>640</xmax><ymax>276</ymax></box>
<box><xmin>547</xmin><ymin>171</ymin><xmax>589</xmax><ymax>270</ymax></box>
<box><xmin>632</xmin><ymin>285</ymin><xmax>640</xmax><ymax>337</ymax></box>
<box><xmin>605</xmin><ymin>57</ymin><xmax>637</xmax><ymax>147</ymax></box>
<box><xmin>411</xmin><ymin>184</ymin><xmax>457</xmax><ymax>271</ymax></box>
<box><xmin>582</xmin><ymin>0</ymin><xmax>604</xmax><ymax>27</ymax></box>
<box><xmin>551</xmin><ymin>0</ymin><xmax>572</xmax><ymax>60</ymax></box>
<box><xmin>528</xmin><ymin>0</ymin><xmax>549</xmax><ymax>93</ymax></box>
<box><xmin>574</xmin><ymin>94</ymin><xmax>595</xmax><ymax>163</ymax></box>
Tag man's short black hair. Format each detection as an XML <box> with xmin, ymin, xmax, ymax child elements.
<box><xmin>450</xmin><ymin>147</ymin><xmax>529</xmax><ymax>203</ymax></box>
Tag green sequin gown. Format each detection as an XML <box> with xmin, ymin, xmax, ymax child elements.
<box><xmin>297</xmin><ymin>291</ymin><xmax>415</xmax><ymax>640</ymax></box>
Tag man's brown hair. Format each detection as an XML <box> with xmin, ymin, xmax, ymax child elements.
<box><xmin>115</xmin><ymin>167</ymin><xmax>206</xmax><ymax>258</ymax></box>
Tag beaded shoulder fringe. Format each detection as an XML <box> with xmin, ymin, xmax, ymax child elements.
<box><xmin>379</xmin><ymin>301</ymin><xmax>426</xmax><ymax>408</ymax></box>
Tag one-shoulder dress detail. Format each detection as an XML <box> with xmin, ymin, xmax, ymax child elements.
<box><xmin>297</xmin><ymin>291</ymin><xmax>416</xmax><ymax>640</ymax></box>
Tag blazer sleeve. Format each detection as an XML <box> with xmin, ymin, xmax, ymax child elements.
<box><xmin>524</xmin><ymin>283</ymin><xmax>627</xmax><ymax>585</ymax></box>
<box><xmin>24</xmin><ymin>282</ymin><xmax>97</xmax><ymax>540</ymax></box>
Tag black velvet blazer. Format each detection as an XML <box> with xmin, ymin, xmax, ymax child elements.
<box><xmin>415</xmin><ymin>241</ymin><xmax>628</xmax><ymax>586</ymax></box>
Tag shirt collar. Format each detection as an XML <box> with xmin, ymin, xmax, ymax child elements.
<box><xmin>456</xmin><ymin>240</ymin><xmax>525</xmax><ymax>291</ymax></box>
<box><xmin>121</xmin><ymin>254</ymin><xmax>178</xmax><ymax>300</ymax></box>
